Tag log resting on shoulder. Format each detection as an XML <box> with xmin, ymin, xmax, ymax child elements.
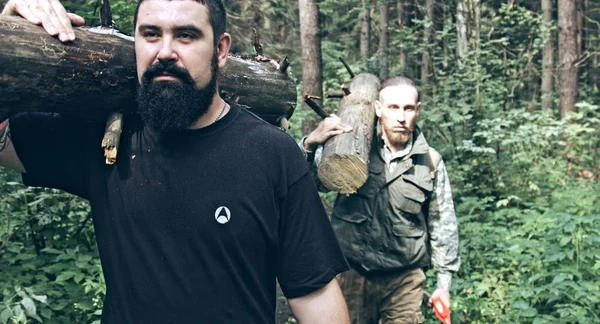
<box><xmin>0</xmin><ymin>15</ymin><xmax>296</xmax><ymax>125</ymax></box>
<box><xmin>318</xmin><ymin>73</ymin><xmax>380</xmax><ymax>194</ymax></box>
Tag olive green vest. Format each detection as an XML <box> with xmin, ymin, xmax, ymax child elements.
<box><xmin>331</xmin><ymin>128</ymin><xmax>437</xmax><ymax>273</ymax></box>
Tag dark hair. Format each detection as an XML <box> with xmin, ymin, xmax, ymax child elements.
<box><xmin>381</xmin><ymin>76</ymin><xmax>421</xmax><ymax>103</ymax></box>
<box><xmin>133</xmin><ymin>0</ymin><xmax>227</xmax><ymax>46</ymax></box>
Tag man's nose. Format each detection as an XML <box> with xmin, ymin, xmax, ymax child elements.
<box><xmin>157</xmin><ymin>39</ymin><xmax>177</xmax><ymax>64</ymax></box>
<box><xmin>396</xmin><ymin>109</ymin><xmax>406</xmax><ymax>122</ymax></box>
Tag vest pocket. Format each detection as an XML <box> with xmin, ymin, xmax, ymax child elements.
<box><xmin>389</xmin><ymin>179</ymin><xmax>426</xmax><ymax>215</ymax></box>
<box><xmin>334</xmin><ymin>213</ymin><xmax>368</xmax><ymax>224</ymax></box>
<box><xmin>392</xmin><ymin>224</ymin><xmax>424</xmax><ymax>238</ymax></box>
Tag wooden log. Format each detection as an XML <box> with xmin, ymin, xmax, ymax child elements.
<box><xmin>0</xmin><ymin>15</ymin><xmax>296</xmax><ymax>124</ymax></box>
<box><xmin>317</xmin><ymin>73</ymin><xmax>380</xmax><ymax>194</ymax></box>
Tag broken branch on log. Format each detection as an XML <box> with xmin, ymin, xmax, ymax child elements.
<box><xmin>338</xmin><ymin>57</ymin><xmax>355</xmax><ymax>78</ymax></box>
<box><xmin>303</xmin><ymin>95</ymin><xmax>329</xmax><ymax>119</ymax></box>
<box><xmin>342</xmin><ymin>85</ymin><xmax>351</xmax><ymax>96</ymax></box>
<box><xmin>279</xmin><ymin>56</ymin><xmax>290</xmax><ymax>73</ymax></box>
<box><xmin>325</xmin><ymin>90</ymin><xmax>345</xmax><ymax>99</ymax></box>
<box><xmin>98</xmin><ymin>0</ymin><xmax>124</xmax><ymax>165</ymax></box>
<box><xmin>252</xmin><ymin>28</ymin><xmax>264</xmax><ymax>56</ymax></box>
<box><xmin>101</xmin><ymin>112</ymin><xmax>123</xmax><ymax>164</ymax></box>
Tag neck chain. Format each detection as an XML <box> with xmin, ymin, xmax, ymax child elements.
<box><xmin>213</xmin><ymin>100</ymin><xmax>227</xmax><ymax>124</ymax></box>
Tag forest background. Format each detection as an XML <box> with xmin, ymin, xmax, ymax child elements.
<box><xmin>0</xmin><ymin>0</ymin><xmax>599</xmax><ymax>323</ymax></box>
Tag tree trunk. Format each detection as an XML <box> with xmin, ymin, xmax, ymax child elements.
<box><xmin>0</xmin><ymin>15</ymin><xmax>296</xmax><ymax>125</ymax></box>
<box><xmin>456</xmin><ymin>0</ymin><xmax>468</xmax><ymax>59</ymax></box>
<box><xmin>558</xmin><ymin>0</ymin><xmax>579</xmax><ymax>117</ymax></box>
<box><xmin>318</xmin><ymin>73</ymin><xmax>380</xmax><ymax>194</ymax></box>
<box><xmin>361</xmin><ymin>0</ymin><xmax>372</xmax><ymax>65</ymax></box>
<box><xmin>379</xmin><ymin>2</ymin><xmax>389</xmax><ymax>80</ymax></box>
<box><xmin>397</xmin><ymin>0</ymin><xmax>406</xmax><ymax>72</ymax></box>
<box><xmin>299</xmin><ymin>0</ymin><xmax>323</xmax><ymax>136</ymax></box>
<box><xmin>470</xmin><ymin>0</ymin><xmax>481</xmax><ymax>51</ymax></box>
<box><xmin>421</xmin><ymin>0</ymin><xmax>435</xmax><ymax>86</ymax></box>
<box><xmin>541</xmin><ymin>0</ymin><xmax>554</xmax><ymax>110</ymax></box>
<box><xmin>577</xmin><ymin>0</ymin><xmax>583</xmax><ymax>57</ymax></box>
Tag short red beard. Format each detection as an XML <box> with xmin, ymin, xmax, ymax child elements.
<box><xmin>384</xmin><ymin>131</ymin><xmax>411</xmax><ymax>148</ymax></box>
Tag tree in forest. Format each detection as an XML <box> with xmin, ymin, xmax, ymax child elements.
<box><xmin>299</xmin><ymin>0</ymin><xmax>323</xmax><ymax>135</ymax></box>
<box><xmin>456</xmin><ymin>0</ymin><xmax>481</xmax><ymax>59</ymax></box>
<box><xmin>541</xmin><ymin>0</ymin><xmax>554</xmax><ymax>110</ymax></box>
<box><xmin>421</xmin><ymin>0</ymin><xmax>434</xmax><ymax>87</ymax></box>
<box><xmin>396</xmin><ymin>0</ymin><xmax>406</xmax><ymax>72</ymax></box>
<box><xmin>379</xmin><ymin>1</ymin><xmax>389</xmax><ymax>80</ymax></box>
<box><xmin>361</xmin><ymin>0</ymin><xmax>371</xmax><ymax>65</ymax></box>
<box><xmin>456</xmin><ymin>0</ymin><xmax>468</xmax><ymax>59</ymax></box>
<box><xmin>558</xmin><ymin>0</ymin><xmax>579</xmax><ymax>117</ymax></box>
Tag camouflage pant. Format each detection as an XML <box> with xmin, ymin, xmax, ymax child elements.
<box><xmin>337</xmin><ymin>267</ymin><xmax>426</xmax><ymax>324</ymax></box>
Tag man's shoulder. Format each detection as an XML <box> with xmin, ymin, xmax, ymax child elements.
<box><xmin>10</xmin><ymin>112</ymin><xmax>105</xmax><ymax>139</ymax></box>
<box><xmin>234</xmin><ymin>105</ymin><xmax>297</xmax><ymax>144</ymax></box>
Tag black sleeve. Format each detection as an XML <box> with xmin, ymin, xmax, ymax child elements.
<box><xmin>9</xmin><ymin>113</ymin><xmax>103</xmax><ymax>199</ymax></box>
<box><xmin>276</xmin><ymin>172</ymin><xmax>349</xmax><ymax>299</ymax></box>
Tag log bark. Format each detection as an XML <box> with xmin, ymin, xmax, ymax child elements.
<box><xmin>0</xmin><ymin>15</ymin><xmax>296</xmax><ymax>124</ymax></box>
<box><xmin>318</xmin><ymin>73</ymin><xmax>380</xmax><ymax>194</ymax></box>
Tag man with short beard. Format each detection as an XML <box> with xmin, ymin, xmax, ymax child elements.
<box><xmin>0</xmin><ymin>0</ymin><xmax>351</xmax><ymax>322</ymax></box>
<box><xmin>300</xmin><ymin>76</ymin><xmax>460</xmax><ymax>324</ymax></box>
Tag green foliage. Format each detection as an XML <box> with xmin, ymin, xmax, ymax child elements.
<box><xmin>0</xmin><ymin>172</ymin><xmax>103</xmax><ymax>323</ymax></box>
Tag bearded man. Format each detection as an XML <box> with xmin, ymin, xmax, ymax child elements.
<box><xmin>0</xmin><ymin>0</ymin><xmax>351</xmax><ymax>322</ymax></box>
<box><xmin>300</xmin><ymin>76</ymin><xmax>460</xmax><ymax>324</ymax></box>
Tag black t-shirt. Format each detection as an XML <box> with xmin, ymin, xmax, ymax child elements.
<box><xmin>10</xmin><ymin>104</ymin><xmax>348</xmax><ymax>323</ymax></box>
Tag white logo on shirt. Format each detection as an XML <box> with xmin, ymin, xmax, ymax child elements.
<box><xmin>215</xmin><ymin>206</ymin><xmax>231</xmax><ymax>224</ymax></box>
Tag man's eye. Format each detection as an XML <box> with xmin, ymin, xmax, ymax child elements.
<box><xmin>178</xmin><ymin>33</ymin><xmax>196</xmax><ymax>40</ymax></box>
<box><xmin>143</xmin><ymin>31</ymin><xmax>159</xmax><ymax>39</ymax></box>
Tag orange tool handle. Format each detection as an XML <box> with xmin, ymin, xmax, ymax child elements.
<box><xmin>431</xmin><ymin>295</ymin><xmax>451</xmax><ymax>324</ymax></box>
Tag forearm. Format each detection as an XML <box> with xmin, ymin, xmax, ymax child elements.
<box><xmin>0</xmin><ymin>119</ymin><xmax>26</xmax><ymax>173</ymax></box>
<box><xmin>427</xmin><ymin>160</ymin><xmax>460</xmax><ymax>289</ymax></box>
<box><xmin>288</xmin><ymin>278</ymin><xmax>350</xmax><ymax>324</ymax></box>
<box><xmin>297</xmin><ymin>137</ymin><xmax>329</xmax><ymax>193</ymax></box>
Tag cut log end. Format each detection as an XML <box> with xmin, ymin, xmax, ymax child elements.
<box><xmin>318</xmin><ymin>154</ymin><xmax>368</xmax><ymax>194</ymax></box>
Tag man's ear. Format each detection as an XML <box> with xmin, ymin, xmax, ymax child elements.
<box><xmin>375</xmin><ymin>100</ymin><xmax>382</xmax><ymax>117</ymax></box>
<box><xmin>416</xmin><ymin>102</ymin><xmax>422</xmax><ymax>117</ymax></box>
<box><xmin>216</xmin><ymin>33</ymin><xmax>232</xmax><ymax>69</ymax></box>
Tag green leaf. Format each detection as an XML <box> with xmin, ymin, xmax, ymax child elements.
<box><xmin>552</xmin><ymin>274</ymin><xmax>565</xmax><ymax>284</ymax></box>
<box><xmin>20</xmin><ymin>297</ymin><xmax>36</xmax><ymax>317</ymax></box>
<box><xmin>30</xmin><ymin>295</ymin><xmax>47</xmax><ymax>305</ymax></box>
<box><xmin>559</xmin><ymin>236</ymin><xmax>571</xmax><ymax>247</ymax></box>
<box><xmin>75</xmin><ymin>261</ymin><xmax>89</xmax><ymax>269</ymax></box>
<box><xmin>41</xmin><ymin>248</ymin><xmax>63</xmax><ymax>255</ymax></box>
<box><xmin>74</xmin><ymin>274</ymin><xmax>84</xmax><ymax>284</ymax></box>
<box><xmin>40</xmin><ymin>308</ymin><xmax>52</xmax><ymax>319</ymax></box>
<box><xmin>520</xmin><ymin>307</ymin><xmax>538</xmax><ymax>317</ymax></box>
<box><xmin>13</xmin><ymin>305</ymin><xmax>23</xmax><ymax>319</ymax></box>
<box><xmin>0</xmin><ymin>308</ymin><xmax>12</xmax><ymax>324</ymax></box>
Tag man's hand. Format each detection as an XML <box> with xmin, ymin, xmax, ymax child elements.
<box><xmin>2</xmin><ymin>0</ymin><xmax>84</xmax><ymax>42</ymax></box>
<box><xmin>304</xmin><ymin>114</ymin><xmax>352</xmax><ymax>152</ymax></box>
<box><xmin>429</xmin><ymin>288</ymin><xmax>451</xmax><ymax>323</ymax></box>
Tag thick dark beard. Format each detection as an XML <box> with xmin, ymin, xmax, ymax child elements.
<box><xmin>136</xmin><ymin>50</ymin><xmax>218</xmax><ymax>133</ymax></box>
